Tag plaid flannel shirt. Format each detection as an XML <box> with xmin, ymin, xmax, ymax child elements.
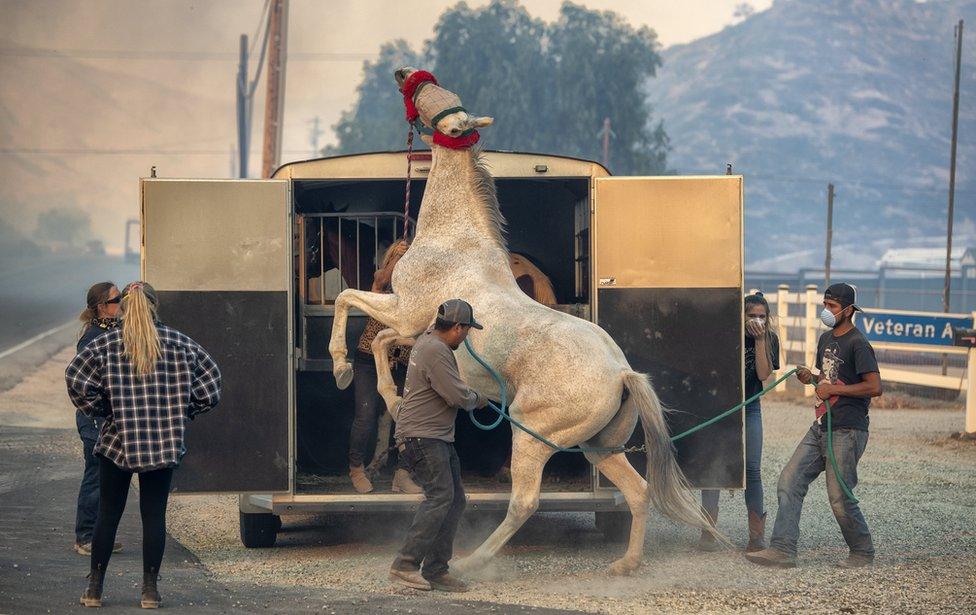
<box><xmin>65</xmin><ymin>324</ymin><xmax>222</xmax><ymax>472</ymax></box>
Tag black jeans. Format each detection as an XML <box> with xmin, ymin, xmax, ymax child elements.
<box><xmin>75</xmin><ymin>412</ymin><xmax>102</xmax><ymax>543</ymax></box>
<box><xmin>90</xmin><ymin>457</ymin><xmax>174</xmax><ymax>573</ymax></box>
<box><xmin>349</xmin><ymin>357</ymin><xmax>407</xmax><ymax>469</ymax></box>
<box><xmin>392</xmin><ymin>438</ymin><xmax>466</xmax><ymax>579</ymax></box>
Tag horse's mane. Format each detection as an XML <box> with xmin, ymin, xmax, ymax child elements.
<box><xmin>471</xmin><ymin>147</ymin><xmax>508</xmax><ymax>250</ymax></box>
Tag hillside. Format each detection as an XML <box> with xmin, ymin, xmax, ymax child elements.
<box><xmin>649</xmin><ymin>0</ymin><xmax>976</xmax><ymax>270</ymax></box>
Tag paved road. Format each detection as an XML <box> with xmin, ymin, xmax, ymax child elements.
<box><xmin>0</xmin><ymin>425</ymin><xmax>579</xmax><ymax>614</ymax></box>
<box><xmin>0</xmin><ymin>253</ymin><xmax>139</xmax><ymax>352</ymax></box>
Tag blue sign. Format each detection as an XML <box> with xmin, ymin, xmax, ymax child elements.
<box><xmin>856</xmin><ymin>309</ymin><xmax>973</xmax><ymax>346</ymax></box>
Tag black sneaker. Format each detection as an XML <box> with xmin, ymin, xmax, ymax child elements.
<box><xmin>80</xmin><ymin>565</ymin><xmax>106</xmax><ymax>608</ymax></box>
<box><xmin>141</xmin><ymin>570</ymin><xmax>161</xmax><ymax>609</ymax></box>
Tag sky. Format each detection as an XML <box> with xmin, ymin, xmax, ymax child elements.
<box><xmin>0</xmin><ymin>0</ymin><xmax>772</xmax><ymax>251</ymax></box>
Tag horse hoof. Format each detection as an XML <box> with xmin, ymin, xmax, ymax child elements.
<box><xmin>452</xmin><ymin>556</ymin><xmax>481</xmax><ymax>575</ymax></box>
<box><xmin>334</xmin><ymin>362</ymin><xmax>354</xmax><ymax>390</ymax></box>
<box><xmin>608</xmin><ymin>558</ymin><xmax>639</xmax><ymax>576</ymax></box>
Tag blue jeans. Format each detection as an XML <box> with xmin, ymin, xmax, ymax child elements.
<box><xmin>392</xmin><ymin>438</ymin><xmax>466</xmax><ymax>579</ymax></box>
<box><xmin>75</xmin><ymin>412</ymin><xmax>102</xmax><ymax>543</ymax></box>
<box><xmin>769</xmin><ymin>423</ymin><xmax>874</xmax><ymax>557</ymax></box>
<box><xmin>702</xmin><ymin>401</ymin><xmax>764</xmax><ymax>516</ymax></box>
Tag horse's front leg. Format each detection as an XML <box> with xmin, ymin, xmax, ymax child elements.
<box><xmin>328</xmin><ymin>290</ymin><xmax>399</xmax><ymax>389</ymax></box>
<box><xmin>365</xmin><ymin>329</ymin><xmax>416</xmax><ymax>472</ymax></box>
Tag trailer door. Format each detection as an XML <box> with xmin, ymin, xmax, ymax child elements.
<box><xmin>593</xmin><ymin>176</ymin><xmax>744</xmax><ymax>489</ymax></box>
<box><xmin>142</xmin><ymin>179</ymin><xmax>292</xmax><ymax>493</ymax></box>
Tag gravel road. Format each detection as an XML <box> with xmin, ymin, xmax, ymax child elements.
<box><xmin>166</xmin><ymin>402</ymin><xmax>976</xmax><ymax>614</ymax></box>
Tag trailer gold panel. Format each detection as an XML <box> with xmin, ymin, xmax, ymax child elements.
<box><xmin>593</xmin><ymin>176</ymin><xmax>744</xmax><ymax>488</ymax></box>
<box><xmin>142</xmin><ymin>179</ymin><xmax>293</xmax><ymax>493</ymax></box>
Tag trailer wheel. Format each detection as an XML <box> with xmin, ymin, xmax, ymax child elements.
<box><xmin>595</xmin><ymin>511</ymin><xmax>631</xmax><ymax>543</ymax></box>
<box><xmin>239</xmin><ymin>511</ymin><xmax>280</xmax><ymax>548</ymax></box>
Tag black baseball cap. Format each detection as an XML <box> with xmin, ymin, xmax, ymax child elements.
<box><xmin>437</xmin><ymin>299</ymin><xmax>483</xmax><ymax>329</ymax></box>
<box><xmin>824</xmin><ymin>283</ymin><xmax>862</xmax><ymax>312</ymax></box>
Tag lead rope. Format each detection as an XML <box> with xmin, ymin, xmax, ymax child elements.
<box><xmin>403</xmin><ymin>124</ymin><xmax>415</xmax><ymax>238</ymax></box>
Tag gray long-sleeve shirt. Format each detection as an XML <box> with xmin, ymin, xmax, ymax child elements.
<box><xmin>394</xmin><ymin>329</ymin><xmax>486</xmax><ymax>442</ymax></box>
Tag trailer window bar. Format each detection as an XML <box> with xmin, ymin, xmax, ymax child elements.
<box><xmin>302</xmin><ymin>212</ymin><xmax>415</xmax><ymax>305</ymax></box>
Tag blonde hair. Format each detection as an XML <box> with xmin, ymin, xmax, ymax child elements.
<box><xmin>121</xmin><ymin>282</ymin><xmax>161</xmax><ymax>377</ymax></box>
<box><xmin>380</xmin><ymin>239</ymin><xmax>409</xmax><ymax>272</ymax></box>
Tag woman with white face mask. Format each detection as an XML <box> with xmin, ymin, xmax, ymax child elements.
<box><xmin>698</xmin><ymin>292</ymin><xmax>779</xmax><ymax>552</ymax></box>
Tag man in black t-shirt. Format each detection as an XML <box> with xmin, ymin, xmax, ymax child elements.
<box><xmin>747</xmin><ymin>283</ymin><xmax>882</xmax><ymax>569</ymax></box>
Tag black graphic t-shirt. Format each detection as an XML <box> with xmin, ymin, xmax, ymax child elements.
<box><xmin>745</xmin><ymin>333</ymin><xmax>780</xmax><ymax>399</ymax></box>
<box><xmin>815</xmin><ymin>327</ymin><xmax>880</xmax><ymax>431</ymax></box>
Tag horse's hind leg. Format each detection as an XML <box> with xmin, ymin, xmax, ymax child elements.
<box><xmin>370</xmin><ymin>328</ymin><xmax>415</xmax><ymax>416</ymax></box>
<box><xmin>365</xmin><ymin>329</ymin><xmax>415</xmax><ymax>473</ymax></box>
<box><xmin>455</xmin><ymin>430</ymin><xmax>553</xmax><ymax>573</ymax></box>
<box><xmin>587</xmin><ymin>452</ymin><xmax>649</xmax><ymax>575</ymax></box>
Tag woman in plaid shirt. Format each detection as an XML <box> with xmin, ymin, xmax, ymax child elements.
<box><xmin>66</xmin><ymin>282</ymin><xmax>221</xmax><ymax>608</ymax></box>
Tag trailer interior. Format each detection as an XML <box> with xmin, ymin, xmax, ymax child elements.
<box><xmin>292</xmin><ymin>176</ymin><xmax>596</xmax><ymax>495</ymax></box>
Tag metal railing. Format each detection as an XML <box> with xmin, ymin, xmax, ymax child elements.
<box><xmin>299</xmin><ymin>212</ymin><xmax>415</xmax><ymax>305</ymax></box>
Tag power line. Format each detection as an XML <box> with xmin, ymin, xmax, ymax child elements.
<box><xmin>0</xmin><ymin>48</ymin><xmax>375</xmax><ymax>61</ymax></box>
<box><xmin>248</xmin><ymin>0</ymin><xmax>272</xmax><ymax>57</ymax></box>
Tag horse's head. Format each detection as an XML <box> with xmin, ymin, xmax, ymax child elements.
<box><xmin>395</xmin><ymin>67</ymin><xmax>493</xmax><ymax>144</ymax></box>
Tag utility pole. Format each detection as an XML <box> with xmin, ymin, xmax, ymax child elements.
<box><xmin>825</xmin><ymin>183</ymin><xmax>834</xmax><ymax>287</ymax></box>
<box><xmin>261</xmin><ymin>0</ymin><xmax>289</xmax><ymax>178</ymax></box>
<box><xmin>943</xmin><ymin>19</ymin><xmax>964</xmax><ymax>315</ymax></box>
<box><xmin>598</xmin><ymin>117</ymin><xmax>614</xmax><ymax>169</ymax></box>
<box><xmin>308</xmin><ymin>116</ymin><xmax>324</xmax><ymax>157</ymax></box>
<box><xmin>236</xmin><ymin>34</ymin><xmax>249</xmax><ymax>178</ymax></box>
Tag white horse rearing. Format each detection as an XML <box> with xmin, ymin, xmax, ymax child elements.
<box><xmin>328</xmin><ymin>67</ymin><xmax>718</xmax><ymax>575</ymax></box>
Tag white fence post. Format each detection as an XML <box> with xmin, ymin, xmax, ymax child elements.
<box><xmin>968</xmin><ymin>311</ymin><xmax>976</xmax><ymax>434</ymax></box>
<box><xmin>776</xmin><ymin>284</ymin><xmax>789</xmax><ymax>392</ymax></box>
<box><xmin>804</xmin><ymin>284</ymin><xmax>819</xmax><ymax>397</ymax></box>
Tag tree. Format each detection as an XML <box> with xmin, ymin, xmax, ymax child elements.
<box><xmin>547</xmin><ymin>2</ymin><xmax>668</xmax><ymax>173</ymax></box>
<box><xmin>324</xmin><ymin>40</ymin><xmax>424</xmax><ymax>155</ymax></box>
<box><xmin>326</xmin><ymin>0</ymin><xmax>670</xmax><ymax>175</ymax></box>
<box><xmin>733</xmin><ymin>3</ymin><xmax>755</xmax><ymax>21</ymax></box>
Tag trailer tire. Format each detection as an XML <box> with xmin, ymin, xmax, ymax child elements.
<box><xmin>595</xmin><ymin>511</ymin><xmax>631</xmax><ymax>543</ymax></box>
<box><xmin>239</xmin><ymin>511</ymin><xmax>280</xmax><ymax>548</ymax></box>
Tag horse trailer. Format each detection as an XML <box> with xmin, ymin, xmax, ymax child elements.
<box><xmin>140</xmin><ymin>150</ymin><xmax>744</xmax><ymax>547</ymax></box>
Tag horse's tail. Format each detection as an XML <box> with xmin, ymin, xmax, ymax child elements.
<box><xmin>622</xmin><ymin>370</ymin><xmax>726</xmax><ymax>542</ymax></box>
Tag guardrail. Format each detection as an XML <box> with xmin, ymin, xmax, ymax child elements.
<box><xmin>765</xmin><ymin>284</ymin><xmax>976</xmax><ymax>433</ymax></box>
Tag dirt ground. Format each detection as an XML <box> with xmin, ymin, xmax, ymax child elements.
<box><xmin>4</xmin><ymin>346</ymin><xmax>975</xmax><ymax>614</ymax></box>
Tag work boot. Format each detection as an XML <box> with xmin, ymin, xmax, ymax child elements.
<box><xmin>349</xmin><ymin>465</ymin><xmax>373</xmax><ymax>494</ymax></box>
<box><xmin>426</xmin><ymin>572</ymin><xmax>470</xmax><ymax>593</ymax></box>
<box><xmin>141</xmin><ymin>569</ymin><xmax>161</xmax><ymax>609</ymax></box>
<box><xmin>80</xmin><ymin>564</ymin><xmax>106</xmax><ymax>608</ymax></box>
<box><xmin>696</xmin><ymin>504</ymin><xmax>721</xmax><ymax>552</ymax></box>
<box><xmin>391</xmin><ymin>468</ymin><xmax>423</xmax><ymax>494</ymax></box>
<box><xmin>744</xmin><ymin>547</ymin><xmax>797</xmax><ymax>568</ymax></box>
<box><xmin>389</xmin><ymin>568</ymin><xmax>431</xmax><ymax>590</ymax></box>
<box><xmin>74</xmin><ymin>542</ymin><xmax>123</xmax><ymax>555</ymax></box>
<box><xmin>836</xmin><ymin>553</ymin><xmax>874</xmax><ymax>568</ymax></box>
<box><xmin>746</xmin><ymin>510</ymin><xmax>767</xmax><ymax>553</ymax></box>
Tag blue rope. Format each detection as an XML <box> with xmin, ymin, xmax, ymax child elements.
<box><xmin>461</xmin><ymin>338</ymin><xmax>858</xmax><ymax>502</ymax></box>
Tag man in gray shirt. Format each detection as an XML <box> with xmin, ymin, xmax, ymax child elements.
<box><xmin>389</xmin><ymin>299</ymin><xmax>487</xmax><ymax>592</ymax></box>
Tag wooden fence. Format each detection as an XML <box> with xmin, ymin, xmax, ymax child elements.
<box><xmin>763</xmin><ymin>284</ymin><xmax>976</xmax><ymax>433</ymax></box>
